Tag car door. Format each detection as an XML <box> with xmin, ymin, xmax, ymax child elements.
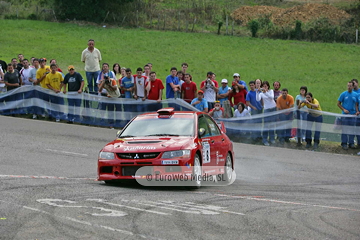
<box><xmin>203</xmin><ymin>115</ymin><xmax>226</xmax><ymax>168</ymax></box>
<box><xmin>197</xmin><ymin>115</ymin><xmax>221</xmax><ymax>169</ymax></box>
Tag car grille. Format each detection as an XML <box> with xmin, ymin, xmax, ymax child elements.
<box><xmin>117</xmin><ymin>152</ymin><xmax>160</xmax><ymax>159</ymax></box>
<box><xmin>122</xmin><ymin>166</ymin><xmax>153</xmax><ymax>176</ymax></box>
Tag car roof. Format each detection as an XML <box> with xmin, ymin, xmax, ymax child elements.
<box><xmin>136</xmin><ymin>111</ymin><xmax>200</xmax><ymax>120</ymax></box>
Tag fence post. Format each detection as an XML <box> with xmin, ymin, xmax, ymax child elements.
<box><xmin>191</xmin><ymin>17</ymin><xmax>196</xmax><ymax>32</ymax></box>
<box><xmin>163</xmin><ymin>14</ymin><xmax>166</xmax><ymax>30</ymax></box>
<box><xmin>356</xmin><ymin>29</ymin><xmax>358</xmax><ymax>44</ymax></box>
<box><xmin>157</xmin><ymin>15</ymin><xmax>160</xmax><ymax>30</ymax></box>
<box><xmin>226</xmin><ymin>15</ymin><xmax>229</xmax><ymax>35</ymax></box>
<box><xmin>178</xmin><ymin>11</ymin><xmax>180</xmax><ymax>31</ymax></box>
<box><xmin>136</xmin><ymin>10</ymin><xmax>139</xmax><ymax>28</ymax></box>
<box><xmin>232</xmin><ymin>21</ymin><xmax>234</xmax><ymax>36</ymax></box>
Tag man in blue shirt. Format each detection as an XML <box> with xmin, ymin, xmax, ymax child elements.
<box><xmin>233</xmin><ymin>73</ymin><xmax>247</xmax><ymax>91</ymax></box>
<box><xmin>337</xmin><ymin>81</ymin><xmax>358</xmax><ymax>150</ymax></box>
<box><xmin>121</xmin><ymin>68</ymin><xmax>135</xmax><ymax>99</ymax></box>
<box><xmin>246</xmin><ymin>80</ymin><xmax>263</xmax><ymax>142</ymax></box>
<box><xmin>166</xmin><ymin>67</ymin><xmax>180</xmax><ymax>99</ymax></box>
<box><xmin>191</xmin><ymin>90</ymin><xmax>208</xmax><ymax>113</ymax></box>
<box><xmin>217</xmin><ymin>79</ymin><xmax>231</xmax><ymax>105</ymax></box>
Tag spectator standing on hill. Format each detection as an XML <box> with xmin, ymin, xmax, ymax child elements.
<box><xmin>121</xmin><ymin>68</ymin><xmax>135</xmax><ymax>99</ymax></box>
<box><xmin>200</xmin><ymin>71</ymin><xmax>218</xmax><ymax>110</ymax></box>
<box><xmin>209</xmin><ymin>101</ymin><xmax>224</xmax><ymax>119</ymax></box>
<box><xmin>273</xmin><ymin>81</ymin><xmax>281</xmax><ymax>102</ymax></box>
<box><xmin>256</xmin><ymin>81</ymin><xmax>276</xmax><ymax>146</ymax></box>
<box><xmin>351</xmin><ymin>79</ymin><xmax>360</xmax><ymax>147</ymax></box>
<box><xmin>191</xmin><ymin>90</ymin><xmax>208</xmax><ymax>113</ymax></box>
<box><xmin>181</xmin><ymin>73</ymin><xmax>197</xmax><ymax>104</ymax></box>
<box><xmin>246</xmin><ymin>80</ymin><xmax>263</xmax><ymax>143</ymax></box>
<box><xmin>181</xmin><ymin>63</ymin><xmax>188</xmax><ymax>80</ymax></box>
<box><xmin>20</xmin><ymin>59</ymin><xmax>32</xmax><ymax>86</ymax></box>
<box><xmin>50</xmin><ymin>59</ymin><xmax>63</xmax><ymax>73</ymax></box>
<box><xmin>113</xmin><ymin>63</ymin><xmax>122</xmax><ymax>80</ymax></box>
<box><xmin>45</xmin><ymin>64</ymin><xmax>64</xmax><ymax>122</ymax></box>
<box><xmin>17</xmin><ymin>54</ymin><xmax>24</xmax><ymax>70</ymax></box>
<box><xmin>0</xmin><ymin>65</ymin><xmax>5</xmax><ymax>93</ymax></box>
<box><xmin>166</xmin><ymin>67</ymin><xmax>180</xmax><ymax>99</ymax></box>
<box><xmin>299</xmin><ymin>92</ymin><xmax>322</xmax><ymax>150</ymax></box>
<box><xmin>29</xmin><ymin>58</ymin><xmax>39</xmax><ymax>85</ymax></box>
<box><xmin>142</xmin><ymin>64</ymin><xmax>151</xmax><ymax>78</ymax></box>
<box><xmin>234</xmin><ymin>102</ymin><xmax>251</xmax><ymax>118</ymax></box>
<box><xmin>217</xmin><ymin>79</ymin><xmax>231</xmax><ymax>105</ymax></box>
<box><xmin>11</xmin><ymin>58</ymin><xmax>22</xmax><ymax>72</ymax></box>
<box><xmin>232</xmin><ymin>73</ymin><xmax>247</xmax><ymax>91</ymax></box>
<box><xmin>295</xmin><ymin>86</ymin><xmax>308</xmax><ymax>145</ymax></box>
<box><xmin>81</xmin><ymin>39</ymin><xmax>102</xmax><ymax>93</ymax></box>
<box><xmin>276</xmin><ymin>88</ymin><xmax>294</xmax><ymax>144</ymax></box>
<box><xmin>145</xmin><ymin>71</ymin><xmax>164</xmax><ymax>111</ymax></box>
<box><xmin>229</xmin><ymin>81</ymin><xmax>247</xmax><ymax>108</ymax></box>
<box><xmin>134</xmin><ymin>67</ymin><xmax>147</xmax><ymax>112</ymax></box>
<box><xmin>176</xmin><ymin>71</ymin><xmax>184</xmax><ymax>98</ymax></box>
<box><xmin>4</xmin><ymin>63</ymin><xmax>22</xmax><ymax>91</ymax></box>
<box><xmin>337</xmin><ymin>81</ymin><xmax>358</xmax><ymax>150</ymax></box>
<box><xmin>36</xmin><ymin>58</ymin><xmax>50</xmax><ymax>89</ymax></box>
<box><xmin>62</xmin><ymin>65</ymin><xmax>84</xmax><ymax>123</ymax></box>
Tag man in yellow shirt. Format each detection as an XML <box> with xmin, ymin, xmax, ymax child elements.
<box><xmin>45</xmin><ymin>64</ymin><xmax>64</xmax><ymax>122</ymax></box>
<box><xmin>36</xmin><ymin>58</ymin><xmax>50</xmax><ymax>88</ymax></box>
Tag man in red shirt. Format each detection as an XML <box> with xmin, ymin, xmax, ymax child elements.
<box><xmin>181</xmin><ymin>73</ymin><xmax>197</xmax><ymax>103</ymax></box>
<box><xmin>146</xmin><ymin>71</ymin><xmax>164</xmax><ymax>112</ymax></box>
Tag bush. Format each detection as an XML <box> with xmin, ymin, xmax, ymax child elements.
<box><xmin>248</xmin><ymin>19</ymin><xmax>259</xmax><ymax>37</ymax></box>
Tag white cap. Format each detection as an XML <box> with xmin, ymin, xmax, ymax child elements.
<box><xmin>221</xmin><ymin>79</ymin><xmax>228</xmax><ymax>83</ymax></box>
<box><xmin>233</xmin><ymin>73</ymin><xmax>240</xmax><ymax>77</ymax></box>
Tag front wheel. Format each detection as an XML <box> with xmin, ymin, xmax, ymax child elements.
<box><xmin>223</xmin><ymin>153</ymin><xmax>233</xmax><ymax>184</ymax></box>
<box><xmin>189</xmin><ymin>154</ymin><xmax>202</xmax><ymax>189</ymax></box>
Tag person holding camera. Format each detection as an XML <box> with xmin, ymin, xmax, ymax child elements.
<box><xmin>299</xmin><ymin>92</ymin><xmax>322</xmax><ymax>150</ymax></box>
<box><xmin>97</xmin><ymin>63</ymin><xmax>119</xmax><ymax>127</ymax></box>
<box><xmin>200</xmin><ymin>71</ymin><xmax>218</xmax><ymax>110</ymax></box>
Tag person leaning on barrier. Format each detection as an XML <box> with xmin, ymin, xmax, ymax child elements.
<box><xmin>337</xmin><ymin>81</ymin><xmax>358</xmax><ymax>150</ymax></box>
<box><xmin>61</xmin><ymin>65</ymin><xmax>84</xmax><ymax>123</ymax></box>
<box><xmin>276</xmin><ymin>88</ymin><xmax>294</xmax><ymax>144</ymax></box>
<box><xmin>299</xmin><ymin>92</ymin><xmax>322</xmax><ymax>150</ymax></box>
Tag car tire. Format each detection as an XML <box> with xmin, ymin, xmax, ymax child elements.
<box><xmin>189</xmin><ymin>154</ymin><xmax>202</xmax><ymax>189</ymax></box>
<box><xmin>223</xmin><ymin>153</ymin><xmax>233</xmax><ymax>184</ymax></box>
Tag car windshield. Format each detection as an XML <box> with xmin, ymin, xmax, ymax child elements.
<box><xmin>120</xmin><ymin>117</ymin><xmax>195</xmax><ymax>137</ymax></box>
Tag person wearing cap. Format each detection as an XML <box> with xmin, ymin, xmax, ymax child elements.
<box><xmin>217</xmin><ymin>79</ymin><xmax>231</xmax><ymax>105</ymax></box>
<box><xmin>45</xmin><ymin>63</ymin><xmax>65</xmax><ymax>122</ymax></box>
<box><xmin>191</xmin><ymin>90</ymin><xmax>208</xmax><ymax>113</ymax></box>
<box><xmin>232</xmin><ymin>73</ymin><xmax>247</xmax><ymax>91</ymax></box>
<box><xmin>61</xmin><ymin>65</ymin><xmax>84</xmax><ymax>123</ymax></box>
<box><xmin>81</xmin><ymin>39</ymin><xmax>102</xmax><ymax>94</ymax></box>
<box><xmin>209</xmin><ymin>101</ymin><xmax>224</xmax><ymax>119</ymax></box>
<box><xmin>36</xmin><ymin>58</ymin><xmax>50</xmax><ymax>89</ymax></box>
<box><xmin>200</xmin><ymin>71</ymin><xmax>218</xmax><ymax>110</ymax></box>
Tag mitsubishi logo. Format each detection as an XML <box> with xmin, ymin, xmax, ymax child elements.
<box><xmin>134</xmin><ymin>154</ymin><xmax>140</xmax><ymax>159</ymax></box>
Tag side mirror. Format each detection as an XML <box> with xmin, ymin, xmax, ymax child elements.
<box><xmin>217</xmin><ymin>121</ymin><xmax>226</xmax><ymax>133</ymax></box>
<box><xmin>117</xmin><ymin>130</ymin><xmax>122</xmax><ymax>138</ymax></box>
<box><xmin>198</xmin><ymin>128</ymin><xmax>206</xmax><ymax>138</ymax></box>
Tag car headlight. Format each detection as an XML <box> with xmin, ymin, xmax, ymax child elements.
<box><xmin>99</xmin><ymin>151</ymin><xmax>115</xmax><ymax>160</ymax></box>
<box><xmin>161</xmin><ymin>150</ymin><xmax>191</xmax><ymax>159</ymax></box>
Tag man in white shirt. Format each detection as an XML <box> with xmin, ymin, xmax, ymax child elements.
<box><xmin>81</xmin><ymin>39</ymin><xmax>102</xmax><ymax>93</ymax></box>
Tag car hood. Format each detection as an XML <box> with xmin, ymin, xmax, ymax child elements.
<box><xmin>103</xmin><ymin>137</ymin><xmax>196</xmax><ymax>153</ymax></box>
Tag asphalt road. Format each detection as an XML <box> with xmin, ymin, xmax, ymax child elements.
<box><xmin>0</xmin><ymin>115</ymin><xmax>359</xmax><ymax>240</ymax></box>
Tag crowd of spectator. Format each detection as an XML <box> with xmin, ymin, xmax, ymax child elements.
<box><xmin>0</xmin><ymin>39</ymin><xmax>359</xmax><ymax>151</ymax></box>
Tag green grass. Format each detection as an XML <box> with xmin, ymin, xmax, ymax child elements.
<box><xmin>1</xmin><ymin>19</ymin><xmax>359</xmax><ymax>113</ymax></box>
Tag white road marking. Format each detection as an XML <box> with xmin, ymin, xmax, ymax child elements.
<box><xmin>45</xmin><ymin>148</ymin><xmax>88</xmax><ymax>156</ymax></box>
<box><xmin>213</xmin><ymin>194</ymin><xmax>360</xmax><ymax>212</ymax></box>
<box><xmin>0</xmin><ymin>175</ymin><xmax>95</xmax><ymax>181</ymax></box>
<box><xmin>86</xmin><ymin>199</ymin><xmax>170</xmax><ymax>216</ymax></box>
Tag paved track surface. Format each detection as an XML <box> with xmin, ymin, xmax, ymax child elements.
<box><xmin>0</xmin><ymin>115</ymin><xmax>359</xmax><ymax>240</ymax></box>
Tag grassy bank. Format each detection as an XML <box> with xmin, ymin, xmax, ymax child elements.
<box><xmin>1</xmin><ymin>19</ymin><xmax>359</xmax><ymax>113</ymax></box>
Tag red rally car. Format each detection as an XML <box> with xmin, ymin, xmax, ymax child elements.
<box><xmin>97</xmin><ymin>108</ymin><xmax>235</xmax><ymax>188</ymax></box>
